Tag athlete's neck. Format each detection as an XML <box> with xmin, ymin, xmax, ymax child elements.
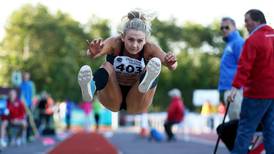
<box><xmin>123</xmin><ymin>49</ymin><xmax>140</xmax><ymax>58</ymax></box>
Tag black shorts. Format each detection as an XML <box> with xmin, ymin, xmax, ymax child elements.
<box><xmin>119</xmin><ymin>85</ymin><xmax>131</xmax><ymax>110</ymax></box>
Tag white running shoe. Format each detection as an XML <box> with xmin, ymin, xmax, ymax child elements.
<box><xmin>78</xmin><ymin>65</ymin><xmax>93</xmax><ymax>101</ymax></box>
<box><xmin>138</xmin><ymin>57</ymin><xmax>161</xmax><ymax>93</ymax></box>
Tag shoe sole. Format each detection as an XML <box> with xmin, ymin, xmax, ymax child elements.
<box><xmin>138</xmin><ymin>57</ymin><xmax>161</xmax><ymax>93</ymax></box>
<box><xmin>78</xmin><ymin>65</ymin><xmax>93</xmax><ymax>101</ymax></box>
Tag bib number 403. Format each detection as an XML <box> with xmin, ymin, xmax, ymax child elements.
<box><xmin>115</xmin><ymin>64</ymin><xmax>142</xmax><ymax>74</ymax></box>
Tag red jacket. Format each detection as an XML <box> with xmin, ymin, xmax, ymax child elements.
<box><xmin>167</xmin><ymin>96</ymin><xmax>185</xmax><ymax>122</ymax></box>
<box><xmin>7</xmin><ymin>99</ymin><xmax>26</xmax><ymax>120</ymax></box>
<box><xmin>233</xmin><ymin>25</ymin><xmax>274</xmax><ymax>98</ymax></box>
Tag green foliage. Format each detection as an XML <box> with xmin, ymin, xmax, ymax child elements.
<box><xmin>153</xmin><ymin>51</ymin><xmax>220</xmax><ymax>111</ymax></box>
<box><xmin>0</xmin><ymin>4</ymin><xmax>226</xmax><ymax>111</ymax></box>
<box><xmin>86</xmin><ymin>15</ymin><xmax>111</xmax><ymax>40</ymax></box>
<box><xmin>150</xmin><ymin>19</ymin><xmax>224</xmax><ymax>111</ymax></box>
<box><xmin>151</xmin><ymin>18</ymin><xmax>183</xmax><ymax>51</ymax></box>
<box><xmin>0</xmin><ymin>4</ymin><xmax>111</xmax><ymax>101</ymax></box>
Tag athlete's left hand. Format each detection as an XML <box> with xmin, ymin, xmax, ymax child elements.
<box><xmin>165</xmin><ymin>52</ymin><xmax>177</xmax><ymax>66</ymax></box>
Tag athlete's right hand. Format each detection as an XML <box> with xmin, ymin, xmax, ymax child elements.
<box><xmin>86</xmin><ymin>39</ymin><xmax>104</xmax><ymax>58</ymax></box>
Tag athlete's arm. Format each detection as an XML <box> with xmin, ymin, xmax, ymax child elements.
<box><xmin>86</xmin><ymin>37</ymin><xmax>119</xmax><ymax>59</ymax></box>
<box><xmin>144</xmin><ymin>42</ymin><xmax>177</xmax><ymax>70</ymax></box>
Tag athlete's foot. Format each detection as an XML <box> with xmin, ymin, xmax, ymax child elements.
<box><xmin>138</xmin><ymin>57</ymin><xmax>161</xmax><ymax>93</ymax></box>
<box><xmin>78</xmin><ymin>65</ymin><xmax>93</xmax><ymax>101</ymax></box>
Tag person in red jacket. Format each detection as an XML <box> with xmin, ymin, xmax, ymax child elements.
<box><xmin>228</xmin><ymin>9</ymin><xmax>274</xmax><ymax>154</ymax></box>
<box><xmin>164</xmin><ymin>88</ymin><xmax>185</xmax><ymax>141</ymax></box>
<box><xmin>0</xmin><ymin>89</ymin><xmax>27</xmax><ymax>146</ymax></box>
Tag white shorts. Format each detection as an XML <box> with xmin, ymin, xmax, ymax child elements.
<box><xmin>224</xmin><ymin>89</ymin><xmax>243</xmax><ymax>120</ymax></box>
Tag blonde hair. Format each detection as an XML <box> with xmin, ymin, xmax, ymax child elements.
<box><xmin>121</xmin><ymin>9</ymin><xmax>155</xmax><ymax>37</ymax></box>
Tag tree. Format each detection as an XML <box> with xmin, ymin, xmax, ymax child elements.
<box><xmin>150</xmin><ymin>19</ymin><xmax>223</xmax><ymax>111</ymax></box>
<box><xmin>86</xmin><ymin>15</ymin><xmax>111</xmax><ymax>40</ymax></box>
<box><xmin>1</xmin><ymin>5</ymin><xmax>238</xmax><ymax>111</ymax></box>
<box><xmin>0</xmin><ymin>4</ymin><xmax>112</xmax><ymax>101</ymax></box>
<box><xmin>151</xmin><ymin>18</ymin><xmax>183</xmax><ymax>51</ymax></box>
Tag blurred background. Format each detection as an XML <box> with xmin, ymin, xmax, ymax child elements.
<box><xmin>0</xmin><ymin>0</ymin><xmax>271</xmax><ymax>153</ymax></box>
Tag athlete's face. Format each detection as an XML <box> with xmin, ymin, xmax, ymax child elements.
<box><xmin>122</xmin><ymin>29</ymin><xmax>146</xmax><ymax>54</ymax></box>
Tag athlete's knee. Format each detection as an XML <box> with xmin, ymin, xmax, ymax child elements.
<box><xmin>101</xmin><ymin>62</ymin><xmax>115</xmax><ymax>75</ymax></box>
<box><xmin>108</xmin><ymin>107</ymin><xmax>120</xmax><ymax>112</ymax></box>
<box><xmin>104</xmin><ymin>101</ymin><xmax>121</xmax><ymax>112</ymax></box>
<box><xmin>93</xmin><ymin>67</ymin><xmax>110</xmax><ymax>91</ymax></box>
<box><xmin>99</xmin><ymin>95</ymin><xmax>122</xmax><ymax>112</ymax></box>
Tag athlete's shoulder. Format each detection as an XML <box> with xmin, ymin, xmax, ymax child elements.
<box><xmin>144</xmin><ymin>41</ymin><xmax>160</xmax><ymax>50</ymax></box>
<box><xmin>104</xmin><ymin>36</ymin><xmax>122</xmax><ymax>54</ymax></box>
<box><xmin>144</xmin><ymin>41</ymin><xmax>164</xmax><ymax>54</ymax></box>
<box><xmin>104</xmin><ymin>36</ymin><xmax>121</xmax><ymax>45</ymax></box>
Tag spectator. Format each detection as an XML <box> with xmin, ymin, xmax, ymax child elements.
<box><xmin>0</xmin><ymin>96</ymin><xmax>9</xmax><ymax>147</ymax></box>
<box><xmin>218</xmin><ymin>17</ymin><xmax>244</xmax><ymax>120</ymax></box>
<box><xmin>80</xmin><ymin>101</ymin><xmax>92</xmax><ymax>131</ymax></box>
<box><xmin>0</xmin><ymin>90</ymin><xmax>27</xmax><ymax>147</ymax></box>
<box><xmin>92</xmin><ymin>97</ymin><xmax>102</xmax><ymax>132</ymax></box>
<box><xmin>228</xmin><ymin>9</ymin><xmax>274</xmax><ymax>154</ymax></box>
<box><xmin>20</xmin><ymin>72</ymin><xmax>36</xmax><ymax>141</ymax></box>
<box><xmin>164</xmin><ymin>88</ymin><xmax>185</xmax><ymax>141</ymax></box>
<box><xmin>93</xmin><ymin>97</ymin><xmax>102</xmax><ymax>131</ymax></box>
<box><xmin>65</xmin><ymin>100</ymin><xmax>73</xmax><ymax>131</ymax></box>
<box><xmin>201</xmin><ymin>100</ymin><xmax>216</xmax><ymax>131</ymax></box>
<box><xmin>20</xmin><ymin>72</ymin><xmax>35</xmax><ymax>109</ymax></box>
<box><xmin>37</xmin><ymin>92</ymin><xmax>55</xmax><ymax>135</ymax></box>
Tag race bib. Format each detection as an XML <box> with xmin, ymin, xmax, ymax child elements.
<box><xmin>113</xmin><ymin>56</ymin><xmax>145</xmax><ymax>75</ymax></box>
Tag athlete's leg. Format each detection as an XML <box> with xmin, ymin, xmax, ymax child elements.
<box><xmin>78</xmin><ymin>62</ymin><xmax>122</xmax><ymax>112</ymax></box>
<box><xmin>126</xmin><ymin>57</ymin><xmax>161</xmax><ymax>114</ymax></box>
<box><xmin>126</xmin><ymin>84</ymin><xmax>157</xmax><ymax>113</ymax></box>
<box><xmin>96</xmin><ymin>62</ymin><xmax>122</xmax><ymax>112</ymax></box>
